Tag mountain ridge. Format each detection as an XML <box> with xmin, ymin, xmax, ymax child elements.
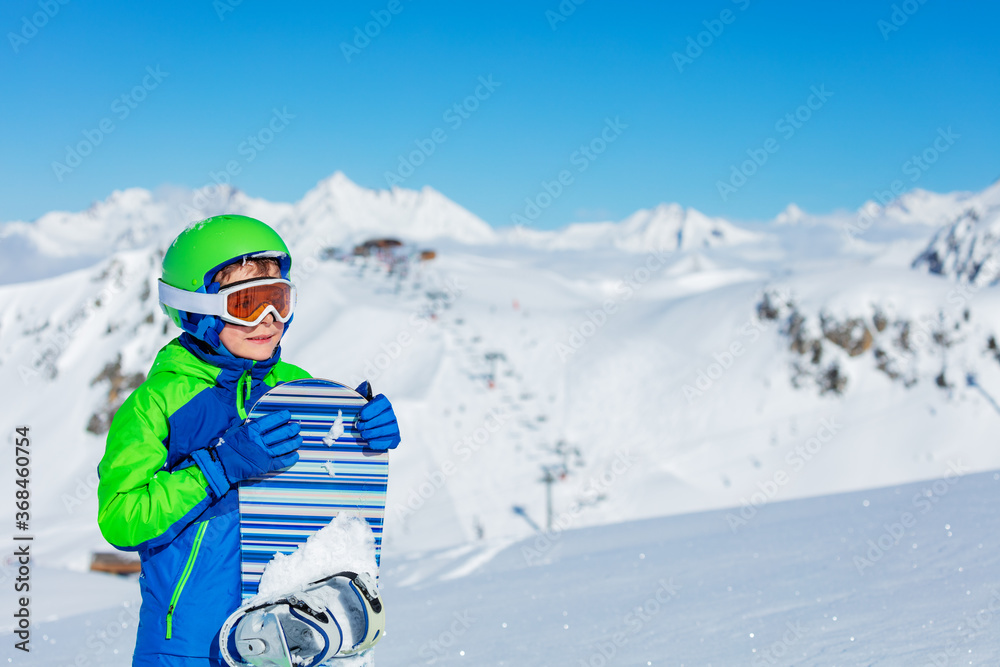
<box><xmin>11</xmin><ymin>172</ymin><xmax>998</xmax><ymax>286</ymax></box>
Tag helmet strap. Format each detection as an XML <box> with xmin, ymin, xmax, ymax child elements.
<box><xmin>185</xmin><ymin>312</ymin><xmax>234</xmax><ymax>358</ymax></box>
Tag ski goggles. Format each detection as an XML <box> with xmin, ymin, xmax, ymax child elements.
<box><xmin>159</xmin><ymin>277</ymin><xmax>296</xmax><ymax>326</ymax></box>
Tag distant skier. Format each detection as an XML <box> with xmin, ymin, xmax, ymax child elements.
<box><xmin>96</xmin><ymin>215</ymin><xmax>402</xmax><ymax>666</ymax></box>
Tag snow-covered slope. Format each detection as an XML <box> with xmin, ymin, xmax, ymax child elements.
<box><xmin>4</xmin><ymin>468</ymin><xmax>999</xmax><ymax>665</ymax></box>
<box><xmin>6</xmin><ymin>176</ymin><xmax>1000</xmax><ymax>554</ymax></box>
<box><xmin>4</xmin><ymin>200</ymin><xmax>1000</xmax><ymax>557</ymax></box>
<box><xmin>3</xmin><ymin>173</ymin><xmax>1000</xmax><ymax>663</ymax></box>
<box><xmin>377</xmin><ymin>469</ymin><xmax>1000</xmax><ymax>666</ymax></box>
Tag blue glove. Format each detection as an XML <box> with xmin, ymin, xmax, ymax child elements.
<box><xmin>192</xmin><ymin>410</ymin><xmax>302</xmax><ymax>498</ymax></box>
<box><xmin>354</xmin><ymin>382</ymin><xmax>401</xmax><ymax>450</ymax></box>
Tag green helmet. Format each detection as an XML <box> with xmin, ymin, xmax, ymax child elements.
<box><xmin>159</xmin><ymin>215</ymin><xmax>293</xmax><ymax>348</ymax></box>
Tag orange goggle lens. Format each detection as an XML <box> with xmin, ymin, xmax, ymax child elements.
<box><xmin>225</xmin><ymin>282</ymin><xmax>292</xmax><ymax>323</ymax></box>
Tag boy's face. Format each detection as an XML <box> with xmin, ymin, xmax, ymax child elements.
<box><xmin>216</xmin><ymin>263</ymin><xmax>284</xmax><ymax>361</ymax></box>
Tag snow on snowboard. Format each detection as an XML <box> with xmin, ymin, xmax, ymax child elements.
<box><xmin>220</xmin><ymin>379</ymin><xmax>389</xmax><ymax>667</ymax></box>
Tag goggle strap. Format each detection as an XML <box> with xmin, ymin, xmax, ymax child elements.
<box><xmin>158</xmin><ymin>280</ymin><xmax>221</xmax><ymax>316</ymax></box>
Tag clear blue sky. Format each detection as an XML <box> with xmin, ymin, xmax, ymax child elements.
<box><xmin>1</xmin><ymin>1</ymin><xmax>997</xmax><ymax>228</ymax></box>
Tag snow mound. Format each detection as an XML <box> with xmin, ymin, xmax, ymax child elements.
<box><xmin>253</xmin><ymin>513</ymin><xmax>378</xmax><ymax>602</ymax></box>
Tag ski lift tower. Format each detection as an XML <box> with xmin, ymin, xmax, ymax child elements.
<box><xmin>484</xmin><ymin>351</ymin><xmax>505</xmax><ymax>388</ymax></box>
<box><xmin>539</xmin><ymin>463</ymin><xmax>567</xmax><ymax>532</ymax></box>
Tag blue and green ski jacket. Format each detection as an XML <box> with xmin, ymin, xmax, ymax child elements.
<box><xmin>97</xmin><ymin>333</ymin><xmax>310</xmax><ymax>662</ymax></box>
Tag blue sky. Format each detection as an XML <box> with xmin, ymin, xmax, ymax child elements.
<box><xmin>1</xmin><ymin>1</ymin><xmax>997</xmax><ymax>228</ymax></box>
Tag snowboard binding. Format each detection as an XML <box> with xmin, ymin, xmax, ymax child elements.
<box><xmin>219</xmin><ymin>571</ymin><xmax>385</xmax><ymax>667</ymax></box>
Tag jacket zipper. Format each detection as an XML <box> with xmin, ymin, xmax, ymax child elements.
<box><xmin>165</xmin><ymin>519</ymin><xmax>210</xmax><ymax>639</ymax></box>
<box><xmin>236</xmin><ymin>366</ymin><xmax>253</xmax><ymax>420</ymax></box>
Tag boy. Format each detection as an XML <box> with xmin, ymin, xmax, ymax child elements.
<box><xmin>97</xmin><ymin>215</ymin><xmax>401</xmax><ymax>666</ymax></box>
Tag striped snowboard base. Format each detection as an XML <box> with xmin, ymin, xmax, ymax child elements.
<box><xmin>238</xmin><ymin>378</ymin><xmax>389</xmax><ymax>599</ymax></box>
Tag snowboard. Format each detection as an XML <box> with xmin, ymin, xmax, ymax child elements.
<box><xmin>237</xmin><ymin>378</ymin><xmax>389</xmax><ymax>600</ymax></box>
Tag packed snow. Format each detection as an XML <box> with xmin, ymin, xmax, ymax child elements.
<box><xmin>5</xmin><ymin>469</ymin><xmax>1000</xmax><ymax>665</ymax></box>
<box><xmin>252</xmin><ymin>514</ymin><xmax>378</xmax><ymax>602</ymax></box>
<box><xmin>323</xmin><ymin>411</ymin><xmax>346</xmax><ymax>446</ymax></box>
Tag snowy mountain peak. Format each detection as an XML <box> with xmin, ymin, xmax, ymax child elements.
<box><xmin>774</xmin><ymin>203</ymin><xmax>807</xmax><ymax>225</ymax></box>
<box><xmin>909</xmin><ymin>178</ymin><xmax>1000</xmax><ymax>285</ymax></box>
<box><xmin>85</xmin><ymin>187</ymin><xmax>155</xmax><ymax>216</ymax></box>
<box><xmin>308</xmin><ymin>170</ymin><xmax>367</xmax><ymax>200</ymax></box>
<box><xmin>619</xmin><ymin>202</ymin><xmax>682</xmax><ymax>230</ymax></box>
<box><xmin>976</xmin><ymin>176</ymin><xmax>1000</xmax><ymax>208</ymax></box>
<box><xmin>615</xmin><ymin>202</ymin><xmax>761</xmax><ymax>252</ymax></box>
<box><xmin>857</xmin><ymin>186</ymin><xmax>977</xmax><ymax>228</ymax></box>
<box><xmin>295</xmin><ymin>173</ymin><xmax>496</xmax><ymax>246</ymax></box>
<box><xmin>912</xmin><ymin>205</ymin><xmax>1000</xmax><ymax>285</ymax></box>
<box><xmin>0</xmin><ymin>173</ymin><xmax>503</xmax><ymax>284</ymax></box>
<box><xmin>501</xmin><ymin>201</ymin><xmax>764</xmax><ymax>253</ymax></box>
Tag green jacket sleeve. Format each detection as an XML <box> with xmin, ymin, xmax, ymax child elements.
<box><xmin>97</xmin><ymin>381</ymin><xmax>212</xmax><ymax>550</ymax></box>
